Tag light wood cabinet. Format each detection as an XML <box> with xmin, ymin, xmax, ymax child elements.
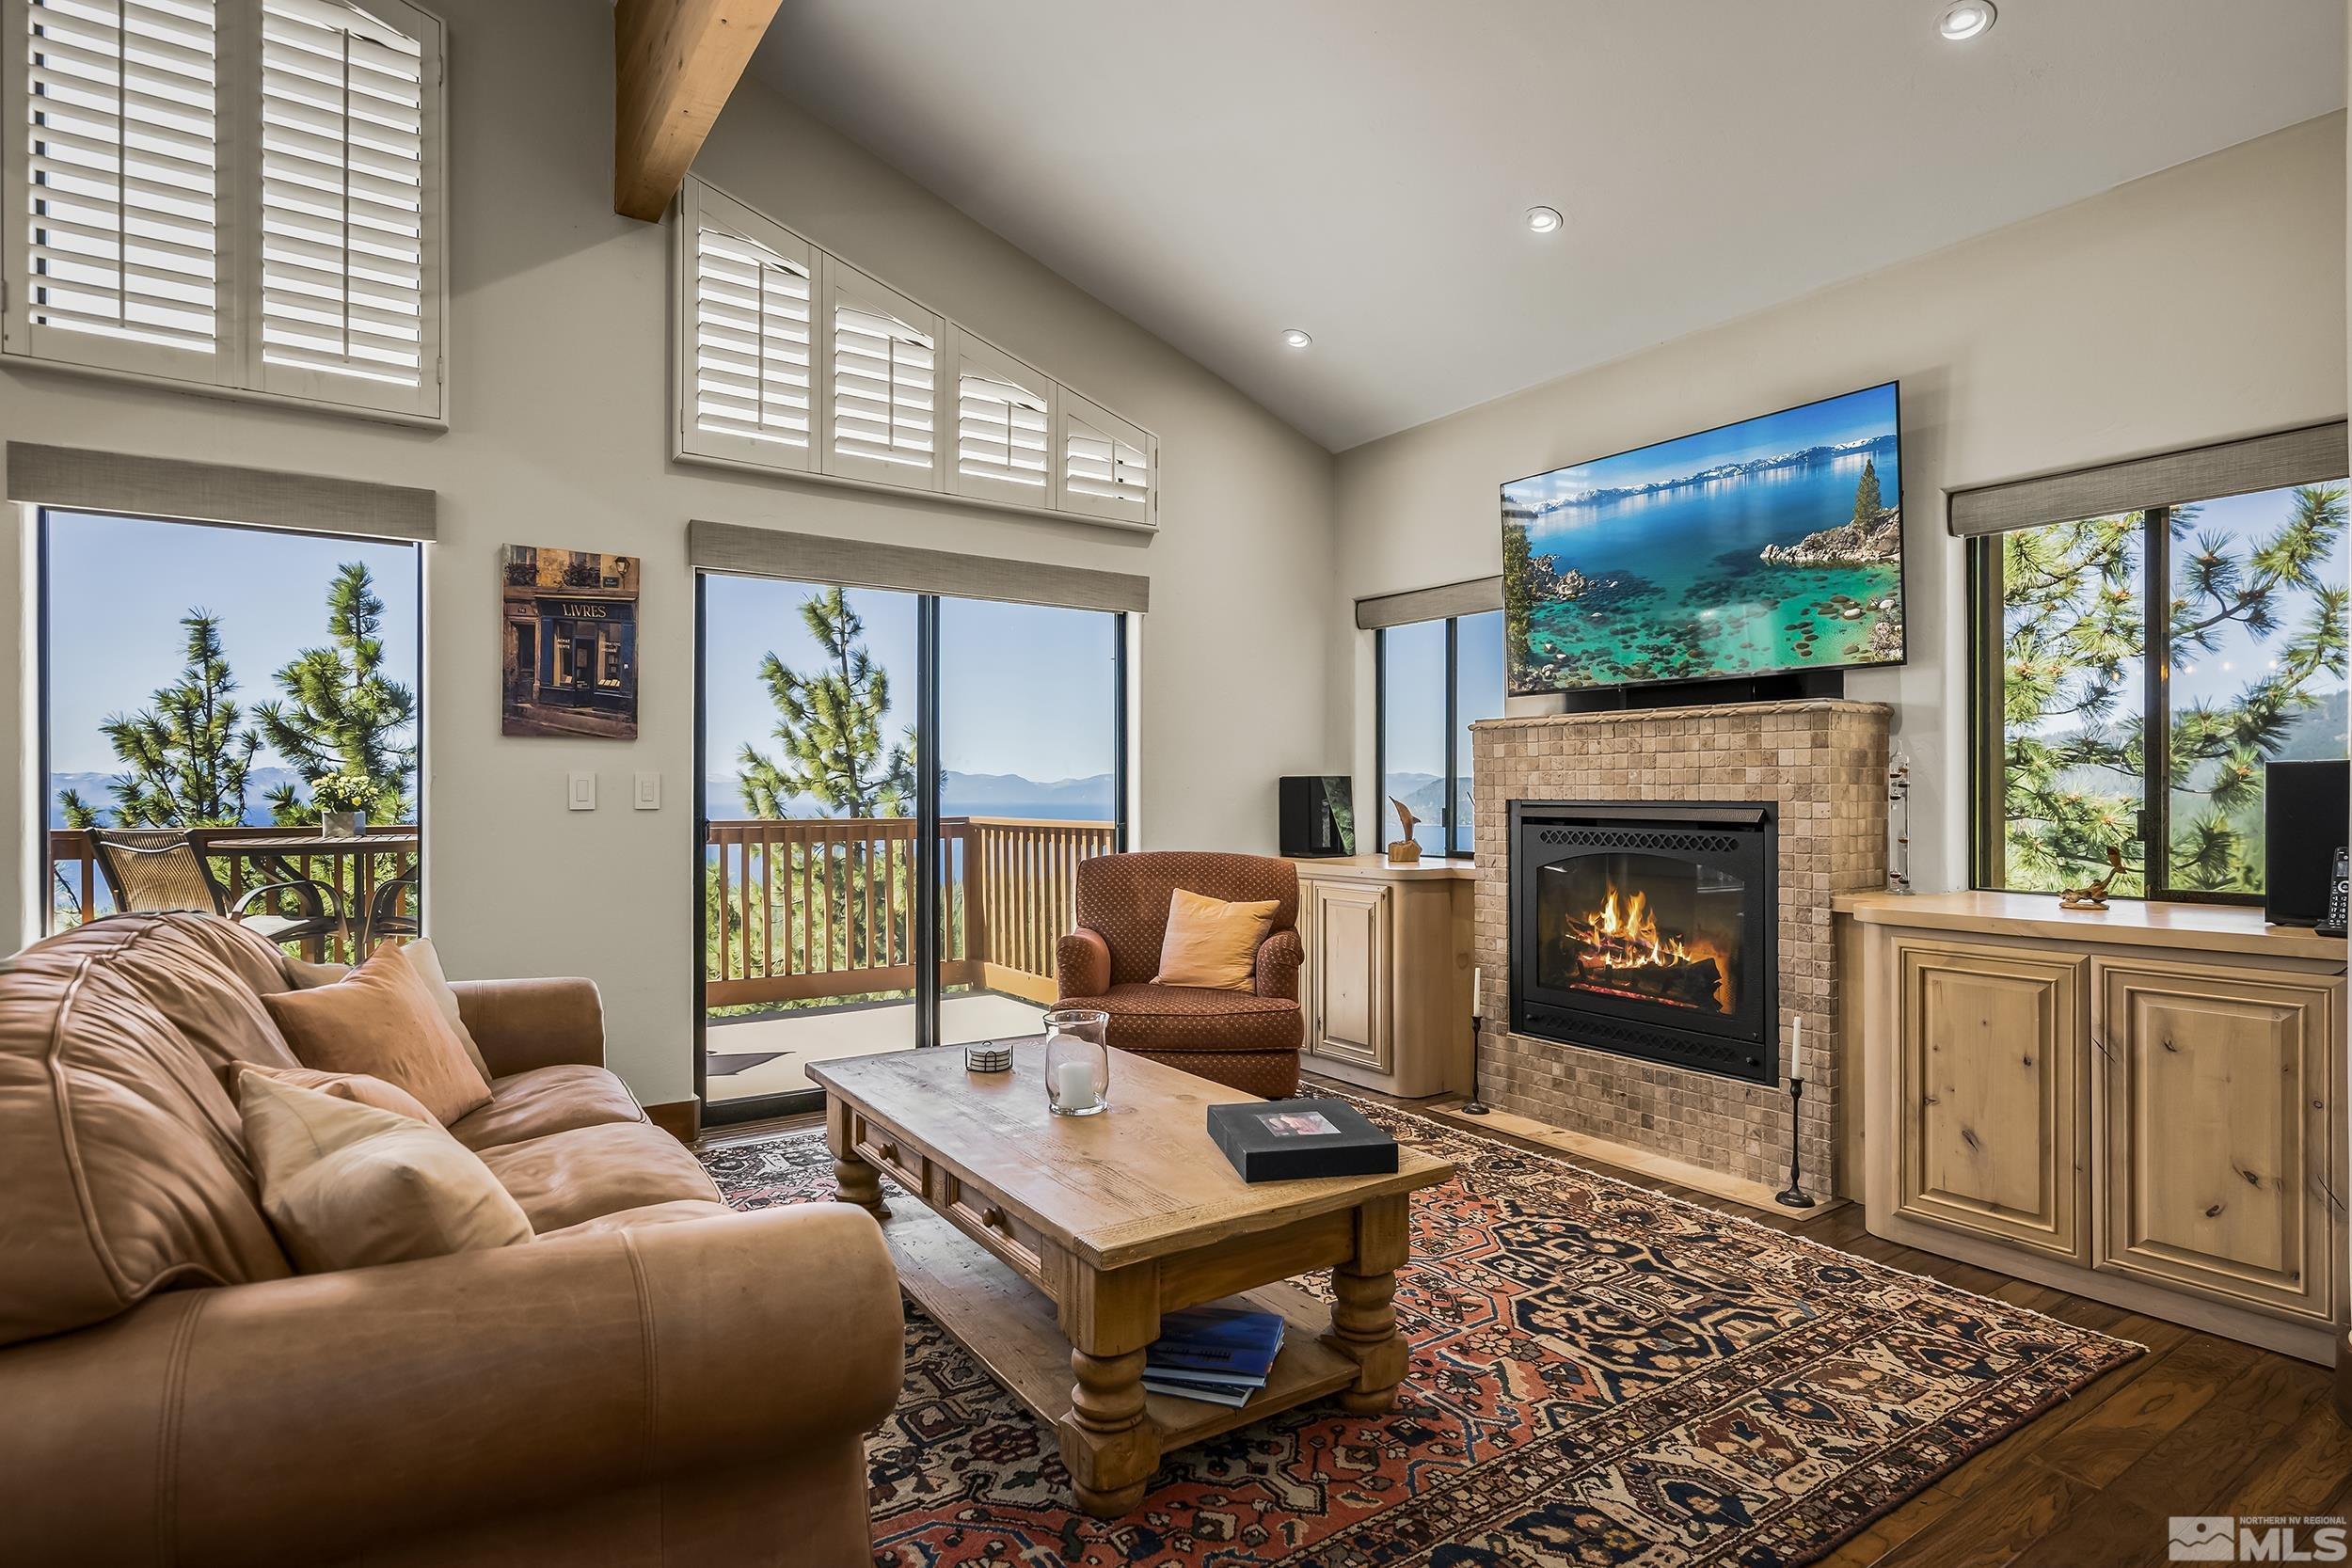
<box><xmin>1292</xmin><ymin>858</ymin><xmax>1471</xmax><ymax>1100</ymax></box>
<box><xmin>1893</xmin><ymin>940</ymin><xmax>2087</xmax><ymax>1260</ymax></box>
<box><xmin>2094</xmin><ymin>960</ymin><xmax>2339</xmax><ymax>1323</ymax></box>
<box><xmin>1842</xmin><ymin>891</ymin><xmax>2346</xmax><ymax>1364</ymax></box>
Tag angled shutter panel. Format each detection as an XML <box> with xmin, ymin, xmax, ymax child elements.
<box><xmin>16</xmin><ymin>0</ymin><xmax>223</xmax><ymax>373</ymax></box>
<box><xmin>254</xmin><ymin>0</ymin><xmax>437</xmax><ymax>414</ymax></box>
<box><xmin>822</xmin><ymin>260</ymin><xmax>940</xmax><ymax>488</ymax></box>
<box><xmin>1057</xmin><ymin>388</ymin><xmax>1153</xmax><ymax>525</ymax></box>
<box><xmin>674</xmin><ymin>181</ymin><xmax>817</xmax><ymax>473</ymax></box>
<box><xmin>946</xmin><ymin>325</ymin><xmax>1053</xmax><ymax>505</ymax></box>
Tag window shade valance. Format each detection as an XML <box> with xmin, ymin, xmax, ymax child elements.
<box><xmin>1947</xmin><ymin>421</ymin><xmax>2349</xmax><ymax>539</ymax></box>
<box><xmin>1355</xmin><ymin>576</ymin><xmax>1502</xmax><ymax>630</ymax></box>
<box><xmin>7</xmin><ymin>441</ymin><xmax>436</xmax><ymax>539</ymax></box>
<box><xmin>687</xmin><ymin>518</ymin><xmax>1149</xmax><ymax>614</ymax></box>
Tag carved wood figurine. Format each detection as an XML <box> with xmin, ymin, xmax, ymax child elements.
<box><xmin>2058</xmin><ymin>845</ymin><xmax>2126</xmax><ymax>911</ymax></box>
<box><xmin>1385</xmin><ymin>798</ymin><xmax>1422</xmax><ymax>863</ymax></box>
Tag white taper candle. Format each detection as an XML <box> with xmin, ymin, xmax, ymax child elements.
<box><xmin>1789</xmin><ymin>1013</ymin><xmax>1804</xmax><ymax>1083</ymax></box>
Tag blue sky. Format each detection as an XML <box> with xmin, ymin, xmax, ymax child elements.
<box><xmin>1505</xmin><ymin>383</ymin><xmax>1899</xmax><ymax>507</ymax></box>
<box><xmin>701</xmin><ymin>575</ymin><xmax>1120</xmax><ymax>785</ymax></box>
<box><xmin>45</xmin><ymin>512</ymin><xmax>422</xmax><ymax>776</ymax></box>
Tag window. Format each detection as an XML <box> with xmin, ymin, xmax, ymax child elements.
<box><xmin>673</xmin><ymin>175</ymin><xmax>1156</xmax><ymax>530</ymax></box>
<box><xmin>4</xmin><ymin>0</ymin><xmax>447</xmax><ymax>420</ymax></box>
<box><xmin>1376</xmin><ymin>610</ymin><xmax>1503</xmax><ymax>858</ymax></box>
<box><xmin>1975</xmin><ymin>481</ymin><xmax>2348</xmax><ymax>901</ymax></box>
<box><xmin>40</xmin><ymin>508</ymin><xmax>424</xmax><ymax>952</ymax></box>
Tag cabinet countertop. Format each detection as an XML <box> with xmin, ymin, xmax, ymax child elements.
<box><xmin>1832</xmin><ymin>890</ymin><xmax>2347</xmax><ymax>963</ymax></box>
<box><xmin>1289</xmin><ymin>854</ymin><xmax>1477</xmax><ymax>881</ymax></box>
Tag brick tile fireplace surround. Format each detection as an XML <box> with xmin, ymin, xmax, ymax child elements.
<box><xmin>1470</xmin><ymin>701</ymin><xmax>1891</xmax><ymax>1194</ymax></box>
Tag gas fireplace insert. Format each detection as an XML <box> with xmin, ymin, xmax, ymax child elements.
<box><xmin>1508</xmin><ymin>800</ymin><xmax>1777</xmax><ymax>1084</ymax></box>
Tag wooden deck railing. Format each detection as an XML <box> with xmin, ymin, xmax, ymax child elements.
<box><xmin>704</xmin><ymin>816</ymin><xmax>1117</xmax><ymax>1009</ymax></box>
<box><xmin>46</xmin><ymin>825</ymin><xmax>421</xmax><ymax>963</ymax></box>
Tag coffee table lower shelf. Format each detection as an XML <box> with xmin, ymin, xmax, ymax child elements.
<box><xmin>875</xmin><ymin>1197</ymin><xmax>1363</xmax><ymax>1455</ymax></box>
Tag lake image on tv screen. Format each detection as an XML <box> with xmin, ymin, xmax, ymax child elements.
<box><xmin>1502</xmin><ymin>383</ymin><xmax>1903</xmax><ymax>694</ymax></box>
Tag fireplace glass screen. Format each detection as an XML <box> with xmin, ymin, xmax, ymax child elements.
<box><xmin>1534</xmin><ymin>853</ymin><xmax>1747</xmax><ymax>1015</ymax></box>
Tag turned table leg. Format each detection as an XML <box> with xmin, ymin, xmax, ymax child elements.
<box><xmin>1061</xmin><ymin>1347</ymin><xmax>1155</xmax><ymax>1517</ymax></box>
<box><xmin>1323</xmin><ymin>1193</ymin><xmax>1410</xmax><ymax>1415</ymax></box>
<box><xmin>824</xmin><ymin>1095</ymin><xmax>888</xmax><ymax>1218</ymax></box>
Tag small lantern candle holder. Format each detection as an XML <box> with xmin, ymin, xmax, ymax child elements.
<box><xmin>1042</xmin><ymin>1008</ymin><xmax>1110</xmax><ymax>1117</ymax></box>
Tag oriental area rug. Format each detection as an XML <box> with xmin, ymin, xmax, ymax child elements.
<box><xmin>699</xmin><ymin>1096</ymin><xmax>2138</xmax><ymax>1567</ymax></box>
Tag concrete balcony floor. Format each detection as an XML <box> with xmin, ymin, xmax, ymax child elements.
<box><xmin>706</xmin><ymin>990</ymin><xmax>1048</xmax><ymax>1101</ymax></box>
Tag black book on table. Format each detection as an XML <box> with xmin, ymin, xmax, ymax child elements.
<box><xmin>1207</xmin><ymin>1097</ymin><xmax>1398</xmax><ymax>1183</ymax></box>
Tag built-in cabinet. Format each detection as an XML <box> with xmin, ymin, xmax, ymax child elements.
<box><xmin>1843</xmin><ymin>892</ymin><xmax>2346</xmax><ymax>1363</ymax></box>
<box><xmin>1291</xmin><ymin>858</ymin><xmax>1472</xmax><ymax>1099</ymax></box>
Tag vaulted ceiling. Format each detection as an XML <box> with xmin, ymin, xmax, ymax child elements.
<box><xmin>751</xmin><ymin>1</ymin><xmax>2345</xmax><ymax>451</ymax></box>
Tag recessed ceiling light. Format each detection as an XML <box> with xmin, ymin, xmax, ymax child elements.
<box><xmin>1279</xmin><ymin>328</ymin><xmax>1312</xmax><ymax>349</ymax></box>
<box><xmin>1525</xmin><ymin>205</ymin><xmax>1564</xmax><ymax>234</ymax></box>
<box><xmin>1938</xmin><ymin>1</ymin><xmax>1994</xmax><ymax>40</ymax></box>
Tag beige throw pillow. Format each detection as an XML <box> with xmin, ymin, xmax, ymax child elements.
<box><xmin>1152</xmin><ymin>887</ymin><xmax>1279</xmax><ymax>991</ymax></box>
<box><xmin>261</xmin><ymin>944</ymin><xmax>493</xmax><ymax>1125</ymax></box>
<box><xmin>398</xmin><ymin>939</ymin><xmax>496</xmax><ymax>1085</ymax></box>
<box><xmin>240</xmin><ymin>1062</ymin><xmax>435</xmax><ymax>1123</ymax></box>
<box><xmin>237</xmin><ymin>1070</ymin><xmax>532</xmax><ymax>1274</ymax></box>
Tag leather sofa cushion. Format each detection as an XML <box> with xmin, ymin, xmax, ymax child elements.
<box><xmin>0</xmin><ymin>915</ymin><xmax>296</xmax><ymax>1349</ymax></box>
<box><xmin>449</xmin><ymin>1064</ymin><xmax>649</xmax><ymax>1152</ymax></box>
<box><xmin>242</xmin><ymin>1062</ymin><xmax>435</xmax><ymax>1123</ymax></box>
<box><xmin>532</xmin><ymin>1197</ymin><xmax>736</xmax><ymax>1243</ymax></box>
<box><xmin>480</xmin><ymin>1122</ymin><xmax>724</xmax><ymax>1234</ymax></box>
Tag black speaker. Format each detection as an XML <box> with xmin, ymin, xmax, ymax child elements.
<box><xmin>1279</xmin><ymin>776</ymin><xmax>1356</xmax><ymax>858</ymax></box>
<box><xmin>2265</xmin><ymin>760</ymin><xmax>2348</xmax><ymax>926</ymax></box>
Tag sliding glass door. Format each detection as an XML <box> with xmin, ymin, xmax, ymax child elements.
<box><xmin>696</xmin><ymin>574</ymin><xmax>1125</xmax><ymax>1120</ymax></box>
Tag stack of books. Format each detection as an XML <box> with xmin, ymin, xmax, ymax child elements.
<box><xmin>1140</xmin><ymin>1306</ymin><xmax>1285</xmax><ymax>1408</ymax></box>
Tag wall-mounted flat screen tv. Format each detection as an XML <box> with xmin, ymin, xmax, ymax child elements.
<box><xmin>1501</xmin><ymin>381</ymin><xmax>1904</xmax><ymax>696</ymax></box>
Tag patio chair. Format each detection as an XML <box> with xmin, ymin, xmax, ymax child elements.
<box><xmin>87</xmin><ymin>830</ymin><xmax>346</xmax><ymax>951</ymax></box>
<box><xmin>363</xmin><ymin>864</ymin><xmax>421</xmax><ymax>948</ymax></box>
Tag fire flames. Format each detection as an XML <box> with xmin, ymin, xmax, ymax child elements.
<box><xmin>1562</xmin><ymin>882</ymin><xmax>1735</xmax><ymax>1012</ymax></box>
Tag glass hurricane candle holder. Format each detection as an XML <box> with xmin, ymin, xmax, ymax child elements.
<box><xmin>1042</xmin><ymin>1007</ymin><xmax>1111</xmax><ymax>1117</ymax></box>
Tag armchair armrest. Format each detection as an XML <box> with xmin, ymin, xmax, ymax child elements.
<box><xmin>1057</xmin><ymin>927</ymin><xmax>1111</xmax><ymax>999</ymax></box>
<box><xmin>1254</xmin><ymin>927</ymin><xmax>1304</xmax><ymax>1001</ymax></box>
<box><xmin>0</xmin><ymin>1204</ymin><xmax>902</xmax><ymax>1568</ymax></box>
<box><xmin>451</xmin><ymin>975</ymin><xmax>604</xmax><ymax>1076</ymax></box>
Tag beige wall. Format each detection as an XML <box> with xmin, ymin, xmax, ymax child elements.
<box><xmin>1331</xmin><ymin>114</ymin><xmax>2347</xmax><ymax>894</ymax></box>
<box><xmin>0</xmin><ymin>0</ymin><xmax>1340</xmax><ymax>1105</ymax></box>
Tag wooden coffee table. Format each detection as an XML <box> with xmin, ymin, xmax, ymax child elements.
<box><xmin>811</xmin><ymin>1044</ymin><xmax>1454</xmax><ymax>1517</ymax></box>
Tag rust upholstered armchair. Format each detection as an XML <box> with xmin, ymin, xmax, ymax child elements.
<box><xmin>1054</xmin><ymin>851</ymin><xmax>1304</xmax><ymax>1098</ymax></box>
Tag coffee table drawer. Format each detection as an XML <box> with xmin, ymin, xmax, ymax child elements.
<box><xmin>853</xmin><ymin>1122</ymin><xmax>926</xmax><ymax>1198</ymax></box>
<box><xmin>944</xmin><ymin>1173</ymin><xmax>1044</xmax><ymax>1284</ymax></box>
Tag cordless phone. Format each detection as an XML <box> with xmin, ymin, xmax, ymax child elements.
<box><xmin>2319</xmin><ymin>847</ymin><xmax>2349</xmax><ymax>939</ymax></box>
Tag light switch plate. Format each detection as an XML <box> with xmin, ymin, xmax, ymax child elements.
<box><xmin>633</xmin><ymin>770</ymin><xmax>660</xmax><ymax>811</ymax></box>
<box><xmin>567</xmin><ymin>770</ymin><xmax>596</xmax><ymax>811</ymax></box>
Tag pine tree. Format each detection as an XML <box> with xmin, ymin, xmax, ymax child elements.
<box><xmin>72</xmin><ymin>612</ymin><xmax>262</xmax><ymax>829</ymax></box>
<box><xmin>1998</xmin><ymin>485</ymin><xmax>2347</xmax><ymax>895</ymax></box>
<box><xmin>1852</xmin><ymin>458</ymin><xmax>1883</xmax><ymax>526</ymax></box>
<box><xmin>254</xmin><ymin>562</ymin><xmax>418</xmax><ymax>824</ymax></box>
<box><xmin>737</xmin><ymin>588</ymin><xmax>915</xmax><ymax>819</ymax></box>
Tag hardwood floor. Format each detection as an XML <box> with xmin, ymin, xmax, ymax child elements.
<box><xmin>698</xmin><ymin>1073</ymin><xmax>2352</xmax><ymax>1565</ymax></box>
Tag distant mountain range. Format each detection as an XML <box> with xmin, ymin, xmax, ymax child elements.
<box><xmin>1508</xmin><ymin>430</ymin><xmax>1898</xmax><ymax>516</ymax></box>
<box><xmin>47</xmin><ymin>768</ymin><xmax>312</xmax><ymax>828</ymax></box>
<box><xmin>702</xmin><ymin>770</ymin><xmax>1116</xmax><ymax>823</ymax></box>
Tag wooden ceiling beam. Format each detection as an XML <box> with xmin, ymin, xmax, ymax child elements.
<box><xmin>613</xmin><ymin>0</ymin><xmax>784</xmax><ymax>223</ymax></box>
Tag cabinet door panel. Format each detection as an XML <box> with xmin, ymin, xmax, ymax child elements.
<box><xmin>2094</xmin><ymin>961</ymin><xmax>2339</xmax><ymax>1322</ymax></box>
<box><xmin>1311</xmin><ymin>882</ymin><xmax>1391</xmax><ymax>1071</ymax></box>
<box><xmin>1895</xmin><ymin>940</ymin><xmax>2087</xmax><ymax>1259</ymax></box>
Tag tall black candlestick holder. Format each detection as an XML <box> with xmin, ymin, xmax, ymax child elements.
<box><xmin>1775</xmin><ymin>1076</ymin><xmax>1814</xmax><ymax>1209</ymax></box>
<box><xmin>1461</xmin><ymin>1009</ymin><xmax>1490</xmax><ymax>1115</ymax></box>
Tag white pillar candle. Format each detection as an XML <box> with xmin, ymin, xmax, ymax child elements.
<box><xmin>1789</xmin><ymin>1014</ymin><xmax>1804</xmax><ymax>1083</ymax></box>
<box><xmin>1472</xmin><ymin>966</ymin><xmax>1483</xmax><ymax>1016</ymax></box>
<box><xmin>1051</xmin><ymin>1056</ymin><xmax>1098</xmax><ymax>1111</ymax></box>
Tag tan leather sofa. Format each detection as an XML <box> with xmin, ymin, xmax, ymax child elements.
<box><xmin>0</xmin><ymin>912</ymin><xmax>902</xmax><ymax>1568</ymax></box>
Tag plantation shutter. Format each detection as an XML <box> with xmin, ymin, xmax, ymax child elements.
<box><xmin>14</xmin><ymin>0</ymin><xmax>223</xmax><ymax>377</ymax></box>
<box><xmin>1057</xmin><ymin>388</ymin><xmax>1152</xmax><ymax>525</ymax></box>
<box><xmin>675</xmin><ymin>182</ymin><xmax>816</xmax><ymax>472</ymax></box>
<box><xmin>822</xmin><ymin>260</ymin><xmax>940</xmax><ymax>488</ymax></box>
<box><xmin>253</xmin><ymin>0</ymin><xmax>435</xmax><ymax>410</ymax></box>
<box><xmin>946</xmin><ymin>326</ymin><xmax>1053</xmax><ymax>506</ymax></box>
